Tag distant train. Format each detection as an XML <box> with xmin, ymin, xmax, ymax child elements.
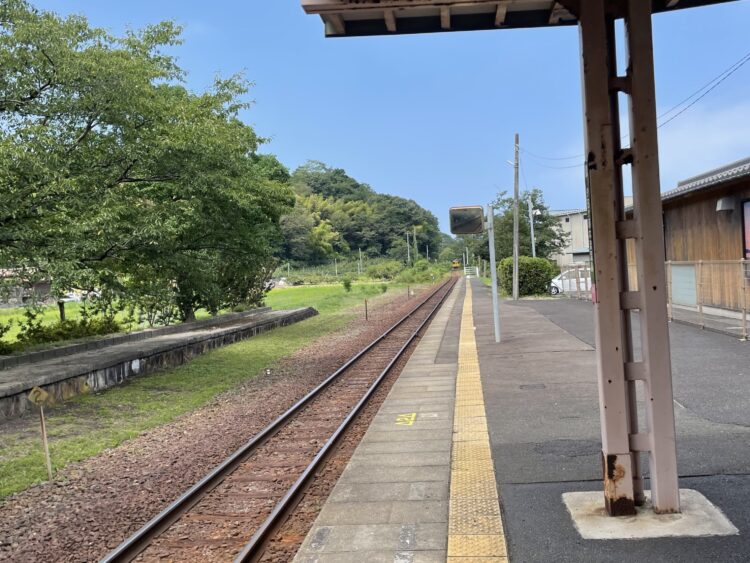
<box><xmin>451</xmin><ymin>259</ymin><xmax>461</xmax><ymax>270</ymax></box>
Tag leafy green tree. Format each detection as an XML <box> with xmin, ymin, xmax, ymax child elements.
<box><xmin>469</xmin><ymin>189</ymin><xmax>568</xmax><ymax>263</ymax></box>
<box><xmin>281</xmin><ymin>162</ymin><xmax>443</xmax><ymax>265</ymax></box>
<box><xmin>0</xmin><ymin>1</ymin><xmax>293</xmax><ymax>322</ymax></box>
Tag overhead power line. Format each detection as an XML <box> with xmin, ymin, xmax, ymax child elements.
<box><xmin>519</xmin><ymin>47</ymin><xmax>750</xmax><ymax>164</ymax></box>
<box><xmin>657</xmin><ymin>49</ymin><xmax>750</xmax><ymax>129</ymax></box>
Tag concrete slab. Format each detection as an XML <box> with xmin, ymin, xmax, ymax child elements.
<box><xmin>328</xmin><ymin>481</ymin><xmax>449</xmax><ymax>503</ymax></box>
<box><xmin>500</xmin><ymin>476</ymin><xmax>750</xmax><ymax>562</ymax></box>
<box><xmin>563</xmin><ymin>489</ymin><xmax>739</xmax><ymax>540</ymax></box>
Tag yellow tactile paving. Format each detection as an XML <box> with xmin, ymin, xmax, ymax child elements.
<box><xmin>448</xmin><ymin>558</ymin><xmax>508</xmax><ymax>563</ymax></box>
<box><xmin>452</xmin><ymin>443</ymin><xmax>493</xmax><ymax>461</ymax></box>
<box><xmin>448</xmin><ymin>534</ymin><xmax>507</xmax><ymax>557</ymax></box>
<box><xmin>452</xmin><ymin>457</ymin><xmax>495</xmax><ymax>473</ymax></box>
<box><xmin>453</xmin><ymin>431</ymin><xmax>492</xmax><ymax>443</ymax></box>
<box><xmin>448</xmin><ymin>282</ymin><xmax>508</xmax><ymax>560</ymax></box>
<box><xmin>454</xmin><ymin>419</ymin><xmax>488</xmax><ymax>432</ymax></box>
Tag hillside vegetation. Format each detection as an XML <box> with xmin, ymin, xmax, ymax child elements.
<box><xmin>0</xmin><ymin>1</ymin><xmax>447</xmax><ymax>350</ymax></box>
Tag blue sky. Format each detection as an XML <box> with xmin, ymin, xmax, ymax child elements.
<box><xmin>36</xmin><ymin>1</ymin><xmax>750</xmax><ymax>231</ymax></box>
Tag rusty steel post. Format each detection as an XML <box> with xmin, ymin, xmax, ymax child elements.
<box><xmin>740</xmin><ymin>260</ymin><xmax>748</xmax><ymax>340</ymax></box>
<box><xmin>698</xmin><ymin>260</ymin><xmax>704</xmax><ymax>328</ymax></box>
<box><xmin>667</xmin><ymin>261</ymin><xmax>673</xmax><ymax>322</ymax></box>
<box><xmin>625</xmin><ymin>0</ymin><xmax>680</xmax><ymax>512</ymax></box>
<box><xmin>578</xmin><ymin>2</ymin><xmax>636</xmax><ymax>516</ymax></box>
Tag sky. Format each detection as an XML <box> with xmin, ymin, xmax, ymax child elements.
<box><xmin>34</xmin><ymin>1</ymin><xmax>750</xmax><ymax>232</ymax></box>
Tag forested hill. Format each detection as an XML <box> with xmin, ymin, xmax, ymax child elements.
<box><xmin>277</xmin><ymin>161</ymin><xmax>443</xmax><ymax>264</ymax></box>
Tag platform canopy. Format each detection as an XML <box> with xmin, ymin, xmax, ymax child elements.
<box><xmin>301</xmin><ymin>0</ymin><xmax>733</xmax><ymax>37</ymax></box>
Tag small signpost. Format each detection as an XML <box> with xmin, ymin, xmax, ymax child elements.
<box><xmin>28</xmin><ymin>386</ymin><xmax>55</xmax><ymax>480</ymax></box>
<box><xmin>449</xmin><ymin>206</ymin><xmax>501</xmax><ymax>343</ymax></box>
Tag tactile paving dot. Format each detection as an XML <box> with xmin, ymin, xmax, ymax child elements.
<box><xmin>453</xmin><ymin>430</ymin><xmax>489</xmax><ymax>442</ymax></box>
<box><xmin>449</xmin><ymin>498</ymin><xmax>503</xmax><ymax>534</ymax></box>
<box><xmin>455</xmin><ymin>405</ymin><xmax>485</xmax><ymax>418</ymax></box>
<box><xmin>452</xmin><ymin>443</ymin><xmax>492</xmax><ymax>462</ymax></box>
<box><xmin>452</xmin><ymin>457</ymin><xmax>494</xmax><ymax>472</ymax></box>
<box><xmin>447</xmin><ymin>557</ymin><xmax>508</xmax><ymax>562</ymax></box>
<box><xmin>447</xmin><ymin>534</ymin><xmax>507</xmax><ymax>557</ymax></box>
<box><xmin>456</xmin><ymin>393</ymin><xmax>484</xmax><ymax>407</ymax></box>
<box><xmin>454</xmin><ymin>418</ymin><xmax>488</xmax><ymax>432</ymax></box>
<box><xmin>450</xmin><ymin>472</ymin><xmax>499</xmax><ymax>499</ymax></box>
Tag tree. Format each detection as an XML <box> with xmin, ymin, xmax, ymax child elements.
<box><xmin>0</xmin><ymin>1</ymin><xmax>294</xmax><ymax>322</ymax></box>
<box><xmin>471</xmin><ymin>189</ymin><xmax>568</xmax><ymax>263</ymax></box>
<box><xmin>280</xmin><ymin>162</ymin><xmax>443</xmax><ymax>264</ymax></box>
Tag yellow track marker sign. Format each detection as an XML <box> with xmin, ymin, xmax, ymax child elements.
<box><xmin>395</xmin><ymin>412</ymin><xmax>417</xmax><ymax>426</ymax></box>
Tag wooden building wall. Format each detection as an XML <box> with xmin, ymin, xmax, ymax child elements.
<box><xmin>662</xmin><ymin>182</ymin><xmax>750</xmax><ymax>262</ymax></box>
<box><xmin>625</xmin><ymin>179</ymin><xmax>750</xmax><ymax>310</ymax></box>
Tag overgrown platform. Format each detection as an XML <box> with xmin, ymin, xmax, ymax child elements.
<box><xmin>0</xmin><ymin>307</ymin><xmax>316</xmax><ymax>418</ymax></box>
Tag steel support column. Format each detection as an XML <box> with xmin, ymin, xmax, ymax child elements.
<box><xmin>579</xmin><ymin>3</ymin><xmax>636</xmax><ymax>517</ymax></box>
<box><xmin>578</xmin><ymin>0</ymin><xmax>680</xmax><ymax>516</ymax></box>
<box><xmin>624</xmin><ymin>1</ymin><xmax>680</xmax><ymax>513</ymax></box>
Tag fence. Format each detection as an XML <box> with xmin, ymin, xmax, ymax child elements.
<box><xmin>558</xmin><ymin>260</ymin><xmax>749</xmax><ymax>340</ymax></box>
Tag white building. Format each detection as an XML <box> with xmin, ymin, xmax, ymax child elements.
<box><xmin>550</xmin><ymin>209</ymin><xmax>590</xmax><ymax>267</ymax></box>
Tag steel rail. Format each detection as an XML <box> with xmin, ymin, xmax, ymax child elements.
<box><xmin>234</xmin><ymin>276</ymin><xmax>456</xmax><ymax>562</ymax></box>
<box><xmin>101</xmin><ymin>277</ymin><xmax>456</xmax><ymax>563</ymax></box>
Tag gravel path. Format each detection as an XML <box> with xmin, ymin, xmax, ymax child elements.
<box><xmin>0</xmin><ymin>291</ymin><xmax>423</xmax><ymax>563</ymax></box>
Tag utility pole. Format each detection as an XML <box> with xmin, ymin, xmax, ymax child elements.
<box><xmin>512</xmin><ymin>132</ymin><xmax>520</xmax><ymax>300</ymax></box>
<box><xmin>426</xmin><ymin>244</ymin><xmax>429</xmax><ymax>261</ymax></box>
<box><xmin>358</xmin><ymin>247</ymin><xmax>363</xmax><ymax>274</ymax></box>
<box><xmin>406</xmin><ymin>232</ymin><xmax>411</xmax><ymax>265</ymax></box>
<box><xmin>487</xmin><ymin>205</ymin><xmax>501</xmax><ymax>342</ymax></box>
<box><xmin>413</xmin><ymin>226</ymin><xmax>418</xmax><ymax>261</ymax></box>
<box><xmin>528</xmin><ymin>194</ymin><xmax>537</xmax><ymax>258</ymax></box>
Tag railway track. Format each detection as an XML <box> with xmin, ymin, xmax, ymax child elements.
<box><xmin>102</xmin><ymin>277</ymin><xmax>457</xmax><ymax>563</ymax></box>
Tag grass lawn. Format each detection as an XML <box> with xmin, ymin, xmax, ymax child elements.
<box><xmin>0</xmin><ymin>282</ymin><xmax>405</xmax><ymax>498</ymax></box>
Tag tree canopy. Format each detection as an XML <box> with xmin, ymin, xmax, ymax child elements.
<box><xmin>279</xmin><ymin>161</ymin><xmax>443</xmax><ymax>265</ymax></box>
<box><xmin>0</xmin><ymin>0</ymin><xmax>293</xmax><ymax>321</ymax></box>
<box><xmin>0</xmin><ymin>0</ymin><xmax>450</xmax><ymax>331</ymax></box>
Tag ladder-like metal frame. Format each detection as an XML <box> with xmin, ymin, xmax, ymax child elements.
<box><xmin>578</xmin><ymin>0</ymin><xmax>680</xmax><ymax>516</ymax></box>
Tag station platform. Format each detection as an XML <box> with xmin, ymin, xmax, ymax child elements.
<box><xmin>0</xmin><ymin>307</ymin><xmax>316</xmax><ymax>418</ymax></box>
<box><xmin>295</xmin><ymin>277</ymin><xmax>749</xmax><ymax>562</ymax></box>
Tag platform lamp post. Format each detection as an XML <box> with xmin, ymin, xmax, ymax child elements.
<box><xmin>486</xmin><ymin>205</ymin><xmax>501</xmax><ymax>343</ymax></box>
<box><xmin>528</xmin><ymin>195</ymin><xmax>541</xmax><ymax>259</ymax></box>
<box><xmin>449</xmin><ymin>205</ymin><xmax>500</xmax><ymax>343</ymax></box>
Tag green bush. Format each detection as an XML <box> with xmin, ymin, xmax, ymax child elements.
<box><xmin>498</xmin><ymin>256</ymin><xmax>556</xmax><ymax>296</ymax></box>
<box><xmin>16</xmin><ymin>317</ymin><xmax>121</xmax><ymax>347</ymax></box>
<box><xmin>0</xmin><ymin>321</ymin><xmax>13</xmax><ymax>355</ymax></box>
<box><xmin>380</xmin><ymin>284</ymin><xmax>388</xmax><ymax>294</ymax></box>
<box><xmin>342</xmin><ymin>276</ymin><xmax>353</xmax><ymax>292</ymax></box>
<box><xmin>395</xmin><ymin>260</ymin><xmax>450</xmax><ymax>284</ymax></box>
<box><xmin>365</xmin><ymin>260</ymin><xmax>404</xmax><ymax>280</ymax></box>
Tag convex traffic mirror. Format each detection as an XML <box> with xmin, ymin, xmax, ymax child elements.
<box><xmin>449</xmin><ymin>206</ymin><xmax>485</xmax><ymax>235</ymax></box>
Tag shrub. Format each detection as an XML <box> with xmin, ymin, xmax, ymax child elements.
<box><xmin>380</xmin><ymin>283</ymin><xmax>388</xmax><ymax>294</ymax></box>
<box><xmin>365</xmin><ymin>260</ymin><xmax>404</xmax><ymax>280</ymax></box>
<box><xmin>395</xmin><ymin>261</ymin><xmax>449</xmax><ymax>284</ymax></box>
<box><xmin>498</xmin><ymin>256</ymin><xmax>556</xmax><ymax>296</ymax></box>
<box><xmin>0</xmin><ymin>321</ymin><xmax>13</xmax><ymax>355</ymax></box>
<box><xmin>342</xmin><ymin>276</ymin><xmax>353</xmax><ymax>292</ymax></box>
<box><xmin>16</xmin><ymin>317</ymin><xmax>122</xmax><ymax>347</ymax></box>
